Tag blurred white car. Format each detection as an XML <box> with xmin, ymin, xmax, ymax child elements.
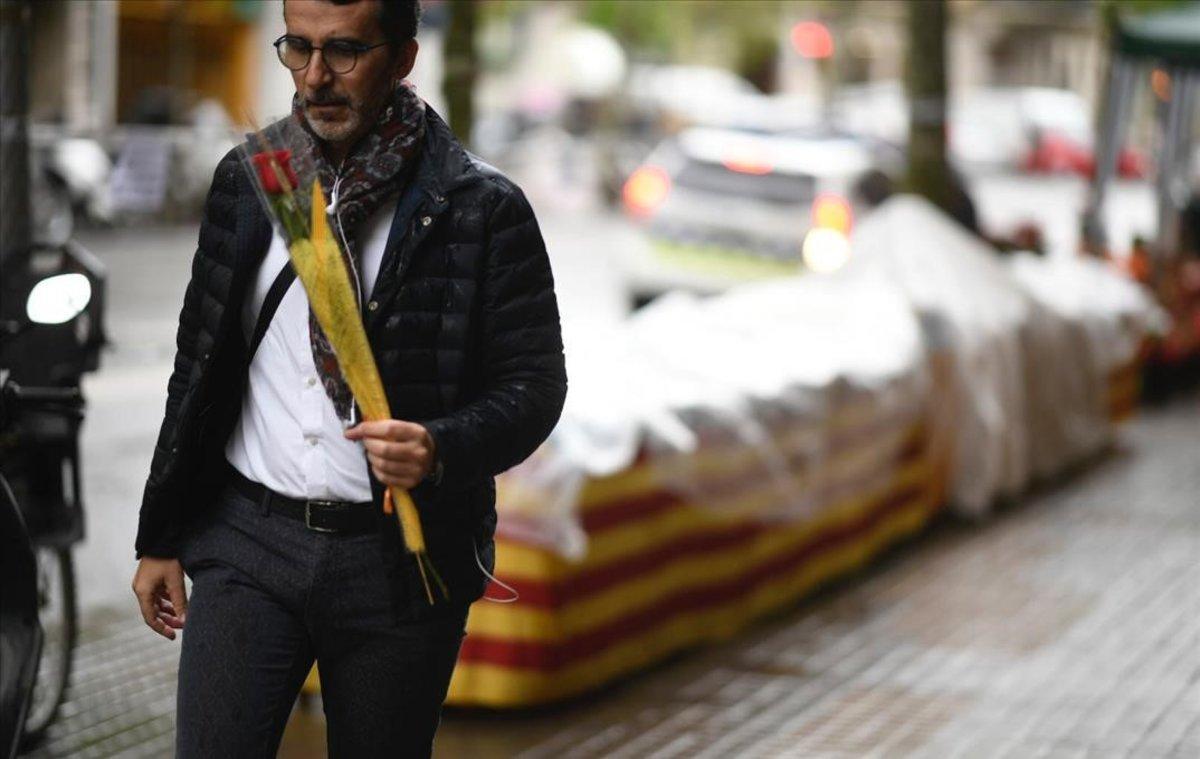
<box><xmin>618</xmin><ymin>126</ymin><xmax>889</xmax><ymax>307</ymax></box>
<box><xmin>627</xmin><ymin>63</ymin><xmax>820</xmax><ymax>133</ymax></box>
<box><xmin>830</xmin><ymin>82</ymin><xmax>1123</xmax><ymax>176</ymax></box>
<box><xmin>627</xmin><ymin>64</ymin><xmax>759</xmax><ymax>127</ymax></box>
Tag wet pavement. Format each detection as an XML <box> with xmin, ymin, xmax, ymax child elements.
<box><xmin>19</xmin><ymin>390</ymin><xmax>1200</xmax><ymax>758</ymax></box>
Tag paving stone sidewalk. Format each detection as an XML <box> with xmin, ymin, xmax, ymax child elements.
<box><xmin>20</xmin><ymin>393</ymin><xmax>1200</xmax><ymax>758</ymax></box>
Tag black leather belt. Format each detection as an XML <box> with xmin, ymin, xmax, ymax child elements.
<box><xmin>225</xmin><ymin>462</ymin><xmax>379</xmax><ymax>534</ymax></box>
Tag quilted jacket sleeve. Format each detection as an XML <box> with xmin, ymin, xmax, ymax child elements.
<box><xmin>423</xmin><ymin>184</ymin><xmax>567</xmax><ymax>489</ymax></box>
<box><xmin>134</xmin><ymin>151</ymin><xmax>239</xmax><ymax>559</ymax></box>
<box><xmin>134</xmin><ymin>258</ymin><xmax>203</xmax><ymax>559</ymax></box>
<box><xmin>136</xmin><ymin>265</ymin><xmax>204</xmax><ymax>557</ymax></box>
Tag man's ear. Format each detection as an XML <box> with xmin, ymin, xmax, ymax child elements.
<box><xmin>394</xmin><ymin>38</ymin><xmax>419</xmax><ymax>83</ymax></box>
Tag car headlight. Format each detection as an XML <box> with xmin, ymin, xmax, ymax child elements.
<box><xmin>801</xmin><ymin>228</ymin><xmax>851</xmax><ymax>273</ymax></box>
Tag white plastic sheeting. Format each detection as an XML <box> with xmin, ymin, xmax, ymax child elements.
<box><xmin>498</xmin><ymin>195</ymin><xmax>1164</xmax><ymax>555</ymax></box>
<box><xmin>1005</xmin><ymin>253</ymin><xmax>1167</xmax><ymax>479</ymax></box>
<box><xmin>849</xmin><ymin>195</ymin><xmax>1164</xmax><ymax>516</ymax></box>
<box><xmin>848</xmin><ymin>196</ymin><xmax>1035</xmax><ymax>515</ymax></box>
<box><xmin>498</xmin><ymin>276</ymin><xmax>930</xmax><ymax>559</ymax></box>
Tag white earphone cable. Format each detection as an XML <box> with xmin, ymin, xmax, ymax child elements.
<box><xmin>473</xmin><ymin>538</ymin><xmax>519</xmax><ymax>604</ymax></box>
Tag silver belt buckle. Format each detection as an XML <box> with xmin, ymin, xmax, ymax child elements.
<box><xmin>305</xmin><ymin>500</ymin><xmax>339</xmax><ymax>533</ymax></box>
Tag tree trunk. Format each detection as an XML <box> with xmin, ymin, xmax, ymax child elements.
<box><xmin>904</xmin><ymin>0</ymin><xmax>951</xmax><ymax>210</ymax></box>
<box><xmin>444</xmin><ymin>0</ymin><xmax>478</xmax><ymax>148</ymax></box>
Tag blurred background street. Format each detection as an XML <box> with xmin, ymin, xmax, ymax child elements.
<box><xmin>3</xmin><ymin>0</ymin><xmax>1200</xmax><ymax>756</ymax></box>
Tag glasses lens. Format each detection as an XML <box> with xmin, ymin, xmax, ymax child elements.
<box><xmin>277</xmin><ymin>38</ymin><xmax>311</xmax><ymax>70</ymax></box>
<box><xmin>323</xmin><ymin>42</ymin><xmax>357</xmax><ymax>74</ymax></box>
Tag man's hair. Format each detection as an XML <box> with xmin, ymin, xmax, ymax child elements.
<box><xmin>283</xmin><ymin>0</ymin><xmax>421</xmax><ymax>45</ymax></box>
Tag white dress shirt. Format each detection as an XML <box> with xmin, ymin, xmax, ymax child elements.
<box><xmin>225</xmin><ymin>196</ymin><xmax>398</xmax><ymax>501</ymax></box>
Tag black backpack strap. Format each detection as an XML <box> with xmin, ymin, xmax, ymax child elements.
<box><xmin>248</xmin><ymin>262</ymin><xmax>296</xmax><ymax>361</ymax></box>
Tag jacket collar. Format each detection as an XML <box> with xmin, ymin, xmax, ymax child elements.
<box><xmin>411</xmin><ymin>104</ymin><xmax>485</xmax><ymax>201</ymax></box>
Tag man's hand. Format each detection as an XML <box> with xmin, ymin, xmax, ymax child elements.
<box><xmin>132</xmin><ymin>557</ymin><xmax>187</xmax><ymax>641</ymax></box>
<box><xmin>344</xmin><ymin>419</ymin><xmax>436</xmax><ymax>489</ymax></box>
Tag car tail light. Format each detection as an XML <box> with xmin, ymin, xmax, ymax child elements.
<box><xmin>623</xmin><ymin>166</ymin><xmax>672</xmax><ymax>218</ymax></box>
<box><xmin>722</xmin><ymin>151</ymin><xmax>773</xmax><ymax>176</ymax></box>
<box><xmin>811</xmin><ymin>193</ymin><xmax>852</xmax><ymax>234</ymax></box>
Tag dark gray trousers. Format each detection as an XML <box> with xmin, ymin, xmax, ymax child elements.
<box><xmin>175</xmin><ymin>482</ymin><xmax>469</xmax><ymax>758</ymax></box>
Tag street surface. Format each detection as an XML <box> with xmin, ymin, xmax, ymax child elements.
<box><xmin>19</xmin><ymin>174</ymin><xmax>1193</xmax><ymax>757</ymax></box>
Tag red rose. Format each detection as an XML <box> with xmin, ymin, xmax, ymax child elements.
<box><xmin>252</xmin><ymin>150</ymin><xmax>299</xmax><ymax>194</ymax></box>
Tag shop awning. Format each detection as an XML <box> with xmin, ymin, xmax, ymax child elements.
<box><xmin>1116</xmin><ymin>2</ymin><xmax>1200</xmax><ymax>65</ymax></box>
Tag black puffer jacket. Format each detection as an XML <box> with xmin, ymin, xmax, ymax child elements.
<box><xmin>134</xmin><ymin>107</ymin><xmax>567</xmax><ymax>604</ymax></box>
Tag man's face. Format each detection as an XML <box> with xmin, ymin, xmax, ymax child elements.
<box><xmin>283</xmin><ymin>0</ymin><xmax>415</xmax><ymax>147</ymax></box>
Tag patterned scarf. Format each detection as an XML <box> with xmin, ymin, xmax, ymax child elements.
<box><xmin>291</xmin><ymin>82</ymin><xmax>426</xmax><ymax>422</ymax></box>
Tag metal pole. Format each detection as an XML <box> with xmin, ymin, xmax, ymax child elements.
<box><xmin>1082</xmin><ymin>57</ymin><xmax>1136</xmax><ymax>256</ymax></box>
<box><xmin>0</xmin><ymin>0</ymin><xmax>32</xmax><ymax>276</ymax></box>
<box><xmin>65</xmin><ymin>0</ymin><xmax>92</xmax><ymax>135</ymax></box>
<box><xmin>1154</xmin><ymin>66</ymin><xmax>1195</xmax><ymax>286</ymax></box>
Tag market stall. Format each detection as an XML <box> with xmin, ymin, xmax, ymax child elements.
<box><xmin>443</xmin><ymin>200</ymin><xmax>1159</xmax><ymax>707</ymax></box>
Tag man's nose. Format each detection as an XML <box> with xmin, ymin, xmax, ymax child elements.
<box><xmin>304</xmin><ymin>48</ymin><xmax>333</xmax><ymax>90</ymax></box>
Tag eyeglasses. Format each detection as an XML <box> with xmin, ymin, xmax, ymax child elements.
<box><xmin>274</xmin><ymin>34</ymin><xmax>389</xmax><ymax>75</ymax></box>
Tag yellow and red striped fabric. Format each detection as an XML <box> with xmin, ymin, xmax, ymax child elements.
<box><xmin>445</xmin><ymin>387</ymin><xmax>949</xmax><ymax>707</ymax></box>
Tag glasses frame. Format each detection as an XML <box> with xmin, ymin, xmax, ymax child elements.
<box><xmin>273</xmin><ymin>34</ymin><xmax>390</xmax><ymax>75</ymax></box>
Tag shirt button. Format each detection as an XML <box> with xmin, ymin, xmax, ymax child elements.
<box><xmin>367</xmin><ymin>300</ymin><xmax>379</xmax><ymax>311</ymax></box>
<box><xmin>305</xmin><ymin>376</ymin><xmax>317</xmax><ymax>388</ymax></box>
<box><xmin>306</xmin><ymin>436</ymin><xmax>318</xmax><ymax>447</ymax></box>
<box><xmin>420</xmin><ymin>215</ymin><xmax>432</xmax><ymax>226</ymax></box>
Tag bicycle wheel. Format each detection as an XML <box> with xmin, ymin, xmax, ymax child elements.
<box><xmin>19</xmin><ymin>545</ymin><xmax>76</xmax><ymax>749</ymax></box>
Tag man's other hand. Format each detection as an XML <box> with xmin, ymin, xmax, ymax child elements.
<box><xmin>132</xmin><ymin>557</ymin><xmax>187</xmax><ymax>641</ymax></box>
<box><xmin>344</xmin><ymin>419</ymin><xmax>435</xmax><ymax>489</ymax></box>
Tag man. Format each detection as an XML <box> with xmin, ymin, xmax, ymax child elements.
<box><xmin>129</xmin><ymin>1</ymin><xmax>566</xmax><ymax>755</ymax></box>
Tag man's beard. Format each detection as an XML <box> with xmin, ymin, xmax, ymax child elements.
<box><xmin>303</xmin><ymin>93</ymin><xmax>363</xmax><ymax>143</ymax></box>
